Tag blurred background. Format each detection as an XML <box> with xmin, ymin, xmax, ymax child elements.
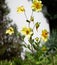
<box><xmin>42</xmin><ymin>0</ymin><xmax>57</xmax><ymax>31</ymax></box>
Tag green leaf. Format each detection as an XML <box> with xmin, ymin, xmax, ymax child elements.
<box><xmin>26</xmin><ymin>20</ymin><xmax>30</xmax><ymax>23</ymax></box>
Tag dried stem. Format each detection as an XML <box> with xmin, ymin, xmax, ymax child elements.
<box><xmin>24</xmin><ymin>12</ymin><xmax>30</xmax><ymax>27</ymax></box>
<box><xmin>24</xmin><ymin>12</ymin><xmax>28</xmax><ymax>20</ymax></box>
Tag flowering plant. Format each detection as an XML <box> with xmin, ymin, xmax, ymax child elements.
<box><xmin>17</xmin><ymin>0</ymin><xmax>48</xmax><ymax>44</ymax></box>
<box><xmin>5</xmin><ymin>1</ymin><xmax>49</xmax><ymax>62</ymax></box>
<box><xmin>5</xmin><ymin>0</ymin><xmax>49</xmax><ymax>52</ymax></box>
<box><xmin>1</xmin><ymin>0</ymin><xmax>57</xmax><ymax>65</ymax></box>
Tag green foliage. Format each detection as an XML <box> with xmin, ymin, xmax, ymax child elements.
<box><xmin>13</xmin><ymin>58</ymin><xmax>23</xmax><ymax>65</ymax></box>
<box><xmin>45</xmin><ymin>29</ymin><xmax>57</xmax><ymax>55</ymax></box>
<box><xmin>21</xmin><ymin>29</ymin><xmax>57</xmax><ymax>65</ymax></box>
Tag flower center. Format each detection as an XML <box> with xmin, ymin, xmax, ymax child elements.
<box><xmin>9</xmin><ymin>29</ymin><xmax>13</xmax><ymax>31</ymax></box>
<box><xmin>26</xmin><ymin>30</ymin><xmax>30</xmax><ymax>35</ymax></box>
<box><xmin>35</xmin><ymin>3</ymin><xmax>40</xmax><ymax>9</ymax></box>
<box><xmin>43</xmin><ymin>32</ymin><xmax>48</xmax><ymax>38</ymax></box>
<box><xmin>21</xmin><ymin>8</ymin><xmax>24</xmax><ymax>11</ymax></box>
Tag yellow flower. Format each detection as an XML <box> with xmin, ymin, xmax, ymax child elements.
<box><xmin>35</xmin><ymin>37</ymin><xmax>39</xmax><ymax>41</ymax></box>
<box><xmin>21</xmin><ymin>26</ymin><xmax>33</xmax><ymax>38</ymax></box>
<box><xmin>42</xmin><ymin>46</ymin><xmax>47</xmax><ymax>51</ymax></box>
<box><xmin>35</xmin><ymin>22</ymin><xmax>40</xmax><ymax>31</ymax></box>
<box><xmin>41</xmin><ymin>29</ymin><xmax>48</xmax><ymax>42</ymax></box>
<box><xmin>30</xmin><ymin>16</ymin><xmax>34</xmax><ymax>22</ymax></box>
<box><xmin>17</xmin><ymin>6</ymin><xmax>25</xmax><ymax>13</ymax></box>
<box><xmin>31</xmin><ymin>0</ymin><xmax>43</xmax><ymax>12</ymax></box>
<box><xmin>6</xmin><ymin>27</ymin><xmax>14</xmax><ymax>35</ymax></box>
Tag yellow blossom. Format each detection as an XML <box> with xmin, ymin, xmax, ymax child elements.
<box><xmin>31</xmin><ymin>0</ymin><xmax>43</xmax><ymax>12</ymax></box>
<box><xmin>30</xmin><ymin>16</ymin><xmax>34</xmax><ymax>22</ymax></box>
<box><xmin>35</xmin><ymin>22</ymin><xmax>40</xmax><ymax>31</ymax></box>
<box><xmin>42</xmin><ymin>46</ymin><xmax>47</xmax><ymax>51</ymax></box>
<box><xmin>41</xmin><ymin>29</ymin><xmax>48</xmax><ymax>42</ymax></box>
<box><xmin>35</xmin><ymin>37</ymin><xmax>39</xmax><ymax>41</ymax></box>
<box><xmin>17</xmin><ymin>6</ymin><xmax>25</xmax><ymax>13</ymax></box>
<box><xmin>21</xmin><ymin>26</ymin><xmax>33</xmax><ymax>38</ymax></box>
<box><xmin>6</xmin><ymin>27</ymin><xmax>14</xmax><ymax>35</ymax></box>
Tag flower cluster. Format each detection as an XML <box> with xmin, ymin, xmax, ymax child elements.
<box><xmin>16</xmin><ymin>0</ymin><xmax>48</xmax><ymax>42</ymax></box>
<box><xmin>5</xmin><ymin>0</ymin><xmax>49</xmax><ymax>44</ymax></box>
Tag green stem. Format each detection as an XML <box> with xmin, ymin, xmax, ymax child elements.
<box><xmin>51</xmin><ymin>55</ymin><xmax>55</xmax><ymax>65</ymax></box>
<box><xmin>19</xmin><ymin>36</ymin><xmax>27</xmax><ymax>44</ymax></box>
<box><xmin>45</xmin><ymin>55</ymin><xmax>47</xmax><ymax>65</ymax></box>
